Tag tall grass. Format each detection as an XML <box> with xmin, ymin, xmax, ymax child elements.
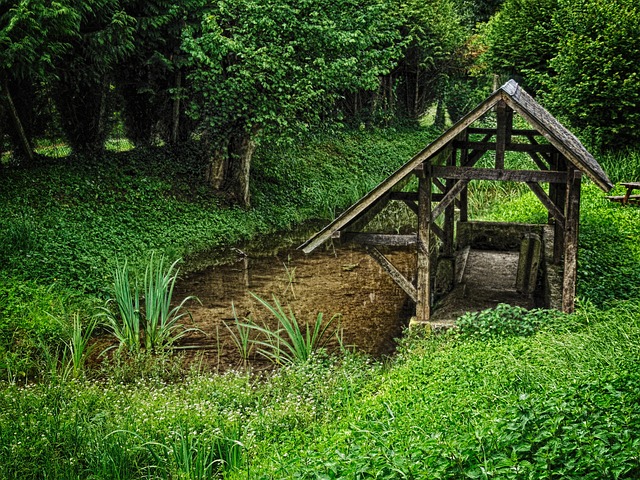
<box><xmin>231</xmin><ymin>294</ymin><xmax>341</xmax><ymax>365</ymax></box>
<box><xmin>99</xmin><ymin>253</ymin><xmax>199</xmax><ymax>353</ymax></box>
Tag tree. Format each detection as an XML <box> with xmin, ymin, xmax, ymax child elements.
<box><xmin>181</xmin><ymin>0</ymin><xmax>402</xmax><ymax>207</ymax></box>
<box><xmin>0</xmin><ymin>1</ymin><xmax>78</xmax><ymax>161</ymax></box>
<box><xmin>51</xmin><ymin>0</ymin><xmax>136</xmax><ymax>154</ymax></box>
<box><xmin>483</xmin><ymin>0</ymin><xmax>559</xmax><ymax>93</ymax></box>
<box><xmin>544</xmin><ymin>0</ymin><xmax>640</xmax><ymax>149</ymax></box>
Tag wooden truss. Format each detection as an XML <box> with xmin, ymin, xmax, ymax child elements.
<box><xmin>301</xmin><ymin>81</ymin><xmax>613</xmax><ymax>322</ymax></box>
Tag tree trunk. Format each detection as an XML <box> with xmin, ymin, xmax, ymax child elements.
<box><xmin>1</xmin><ymin>80</ymin><xmax>34</xmax><ymax>162</ymax></box>
<box><xmin>224</xmin><ymin>129</ymin><xmax>258</xmax><ymax>208</ymax></box>
<box><xmin>204</xmin><ymin>139</ymin><xmax>228</xmax><ymax>191</ymax></box>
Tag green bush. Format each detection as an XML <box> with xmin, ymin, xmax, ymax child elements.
<box><xmin>456</xmin><ymin>303</ymin><xmax>563</xmax><ymax>340</ymax></box>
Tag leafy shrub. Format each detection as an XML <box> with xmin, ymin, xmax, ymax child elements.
<box><xmin>456</xmin><ymin>303</ymin><xmax>563</xmax><ymax>340</ymax></box>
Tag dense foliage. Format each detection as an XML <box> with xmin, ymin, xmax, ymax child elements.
<box><xmin>484</xmin><ymin>0</ymin><xmax>640</xmax><ymax>149</ymax></box>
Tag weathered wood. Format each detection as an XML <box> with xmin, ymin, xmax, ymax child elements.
<box><xmin>526</xmin><ymin>182</ymin><xmax>566</xmax><ymax>226</ymax></box>
<box><xmin>458</xmin><ymin>130</ymin><xmax>469</xmax><ymax>222</ymax></box>
<box><xmin>431</xmin><ymin>178</ymin><xmax>468</xmax><ymax>222</ymax></box>
<box><xmin>495</xmin><ymin>100</ymin><xmax>509</xmax><ymax>169</ymax></box>
<box><xmin>390</xmin><ymin>191</ymin><xmax>446</xmax><ymax>203</ymax></box>
<box><xmin>443</xmin><ymin>148</ymin><xmax>456</xmax><ymax>256</ymax></box>
<box><xmin>553</xmin><ymin>154</ymin><xmax>567</xmax><ymax>264</ymax></box>
<box><xmin>344</xmin><ymin>233</ymin><xmax>417</xmax><ymax>247</ymax></box>
<box><xmin>416</xmin><ymin>168</ymin><xmax>432</xmax><ymax>322</ymax></box>
<box><xmin>432</xmin><ymin>166</ymin><xmax>568</xmax><ymax>183</ymax></box>
<box><xmin>452</xmin><ymin>141</ymin><xmax>556</xmax><ymax>154</ymax></box>
<box><xmin>367</xmin><ymin>247</ymin><xmax>417</xmax><ymax>302</ymax></box>
<box><xmin>468</xmin><ymin>127</ymin><xmax>542</xmax><ymax>136</ymax></box>
<box><xmin>562</xmin><ymin>167</ymin><xmax>581</xmax><ymax>313</ymax></box>
<box><xmin>368</xmin><ymin>247</ymin><xmax>417</xmax><ymax>301</ymax></box>
<box><xmin>606</xmin><ymin>194</ymin><xmax>640</xmax><ymax>205</ymax></box>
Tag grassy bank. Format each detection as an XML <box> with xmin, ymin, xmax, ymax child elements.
<box><xmin>1</xmin><ymin>128</ymin><xmax>640</xmax><ymax>478</ymax></box>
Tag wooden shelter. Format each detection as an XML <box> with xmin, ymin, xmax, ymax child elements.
<box><xmin>300</xmin><ymin>80</ymin><xmax>613</xmax><ymax>322</ymax></box>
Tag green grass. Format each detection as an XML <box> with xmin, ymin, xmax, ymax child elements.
<box><xmin>1</xmin><ymin>128</ymin><xmax>640</xmax><ymax>479</ymax></box>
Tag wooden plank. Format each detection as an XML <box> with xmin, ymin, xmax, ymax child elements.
<box><xmin>390</xmin><ymin>191</ymin><xmax>448</xmax><ymax>203</ymax></box>
<box><xmin>367</xmin><ymin>247</ymin><xmax>417</xmax><ymax>302</ymax></box>
<box><xmin>468</xmin><ymin>127</ymin><xmax>542</xmax><ymax>136</ymax></box>
<box><xmin>452</xmin><ymin>141</ymin><xmax>556</xmax><ymax>154</ymax></box>
<box><xmin>343</xmin><ymin>233</ymin><xmax>417</xmax><ymax>247</ymax></box>
<box><xmin>416</xmin><ymin>168</ymin><xmax>432</xmax><ymax>322</ymax></box>
<box><xmin>562</xmin><ymin>167</ymin><xmax>581</xmax><ymax>313</ymax></box>
<box><xmin>300</xmin><ymin>86</ymin><xmax>506</xmax><ymax>254</ymax></box>
<box><xmin>431</xmin><ymin>166</ymin><xmax>567</xmax><ymax>183</ymax></box>
<box><xmin>526</xmin><ymin>182</ymin><xmax>566</xmax><ymax>226</ymax></box>
<box><xmin>431</xmin><ymin>179</ymin><xmax>468</xmax><ymax>221</ymax></box>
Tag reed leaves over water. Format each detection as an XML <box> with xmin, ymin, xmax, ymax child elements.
<box><xmin>99</xmin><ymin>253</ymin><xmax>199</xmax><ymax>354</ymax></box>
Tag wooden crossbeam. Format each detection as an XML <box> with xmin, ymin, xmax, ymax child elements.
<box><xmin>431</xmin><ymin>179</ymin><xmax>469</xmax><ymax>221</ymax></box>
<box><xmin>344</xmin><ymin>233</ymin><xmax>417</xmax><ymax>247</ymax></box>
<box><xmin>526</xmin><ymin>182</ymin><xmax>565</xmax><ymax>227</ymax></box>
<box><xmin>452</xmin><ymin>141</ymin><xmax>556</xmax><ymax>154</ymax></box>
<box><xmin>367</xmin><ymin>247</ymin><xmax>417</xmax><ymax>302</ymax></box>
<box><xmin>431</xmin><ymin>166</ymin><xmax>567</xmax><ymax>183</ymax></box>
<box><xmin>467</xmin><ymin>127</ymin><xmax>542</xmax><ymax>136</ymax></box>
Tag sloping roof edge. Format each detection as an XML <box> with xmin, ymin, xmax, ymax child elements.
<box><xmin>299</xmin><ymin>85</ymin><xmax>504</xmax><ymax>253</ymax></box>
<box><xmin>500</xmin><ymin>81</ymin><xmax>613</xmax><ymax>192</ymax></box>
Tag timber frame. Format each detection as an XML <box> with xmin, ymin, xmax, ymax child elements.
<box><xmin>300</xmin><ymin>80</ymin><xmax>613</xmax><ymax>322</ymax></box>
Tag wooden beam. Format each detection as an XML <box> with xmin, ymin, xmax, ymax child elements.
<box><xmin>367</xmin><ymin>247</ymin><xmax>417</xmax><ymax>302</ymax></box>
<box><xmin>526</xmin><ymin>182</ymin><xmax>566</xmax><ymax>226</ymax></box>
<box><xmin>468</xmin><ymin>127</ymin><xmax>542</xmax><ymax>136</ymax></box>
<box><xmin>431</xmin><ymin>179</ymin><xmax>469</xmax><ymax>221</ymax></box>
<box><xmin>416</xmin><ymin>168</ymin><xmax>432</xmax><ymax>322</ymax></box>
<box><xmin>444</xmin><ymin>148</ymin><xmax>456</xmax><ymax>256</ymax></box>
<box><xmin>344</xmin><ymin>233</ymin><xmax>417</xmax><ymax>247</ymax></box>
<box><xmin>452</xmin><ymin>141</ymin><xmax>556</xmax><ymax>154</ymax></box>
<box><xmin>458</xmin><ymin>130</ymin><xmax>469</xmax><ymax>222</ymax></box>
<box><xmin>431</xmin><ymin>166</ymin><xmax>567</xmax><ymax>183</ymax></box>
<box><xmin>495</xmin><ymin>100</ymin><xmax>509</xmax><ymax>169</ymax></box>
<box><xmin>562</xmin><ymin>168</ymin><xmax>582</xmax><ymax>313</ymax></box>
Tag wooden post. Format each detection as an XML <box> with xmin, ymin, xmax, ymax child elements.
<box><xmin>495</xmin><ymin>100</ymin><xmax>512</xmax><ymax>170</ymax></box>
<box><xmin>458</xmin><ymin>130</ymin><xmax>469</xmax><ymax>222</ymax></box>
<box><xmin>562</xmin><ymin>166</ymin><xmax>581</xmax><ymax>313</ymax></box>
<box><xmin>416</xmin><ymin>165</ymin><xmax>432</xmax><ymax>322</ymax></box>
<box><xmin>553</xmin><ymin>155</ymin><xmax>567</xmax><ymax>264</ymax></box>
<box><xmin>443</xmin><ymin>148</ymin><xmax>456</xmax><ymax>256</ymax></box>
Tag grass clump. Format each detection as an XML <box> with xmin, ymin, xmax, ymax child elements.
<box><xmin>456</xmin><ymin>303</ymin><xmax>564</xmax><ymax>340</ymax></box>
<box><xmin>99</xmin><ymin>253</ymin><xmax>199</xmax><ymax>354</ymax></box>
<box><xmin>230</xmin><ymin>294</ymin><xmax>341</xmax><ymax>366</ymax></box>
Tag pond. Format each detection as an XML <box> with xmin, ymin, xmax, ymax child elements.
<box><xmin>174</xmin><ymin>242</ymin><xmax>416</xmax><ymax>372</ymax></box>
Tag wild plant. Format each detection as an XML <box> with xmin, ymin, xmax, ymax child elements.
<box><xmin>237</xmin><ymin>293</ymin><xmax>341</xmax><ymax>366</ymax></box>
<box><xmin>143</xmin><ymin>425</ymin><xmax>244</xmax><ymax>479</ymax></box>
<box><xmin>61</xmin><ymin>313</ymin><xmax>97</xmax><ymax>379</ymax></box>
<box><xmin>142</xmin><ymin>253</ymin><xmax>199</xmax><ymax>352</ymax></box>
<box><xmin>99</xmin><ymin>253</ymin><xmax>199</xmax><ymax>354</ymax></box>
<box><xmin>99</xmin><ymin>258</ymin><xmax>142</xmax><ymax>352</ymax></box>
<box><xmin>225</xmin><ymin>303</ymin><xmax>258</xmax><ymax>368</ymax></box>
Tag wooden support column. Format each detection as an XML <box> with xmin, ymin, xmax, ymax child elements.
<box><xmin>443</xmin><ymin>148</ymin><xmax>456</xmax><ymax>256</ymax></box>
<box><xmin>553</xmin><ymin>155</ymin><xmax>567</xmax><ymax>264</ymax></box>
<box><xmin>495</xmin><ymin>100</ymin><xmax>512</xmax><ymax>170</ymax></box>
<box><xmin>416</xmin><ymin>165</ymin><xmax>432</xmax><ymax>322</ymax></box>
<box><xmin>458</xmin><ymin>130</ymin><xmax>469</xmax><ymax>222</ymax></box>
<box><xmin>562</xmin><ymin>166</ymin><xmax>582</xmax><ymax>313</ymax></box>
